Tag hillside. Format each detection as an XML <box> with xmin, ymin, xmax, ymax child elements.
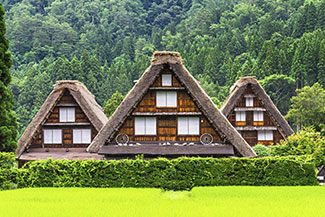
<box><xmin>1</xmin><ymin>0</ymin><xmax>324</xmax><ymax>134</ymax></box>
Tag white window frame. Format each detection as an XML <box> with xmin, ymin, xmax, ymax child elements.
<box><xmin>254</xmin><ymin>111</ymin><xmax>264</xmax><ymax>122</ymax></box>
<box><xmin>178</xmin><ymin>117</ymin><xmax>200</xmax><ymax>135</ymax></box>
<box><xmin>73</xmin><ymin>129</ymin><xmax>92</xmax><ymax>144</ymax></box>
<box><xmin>134</xmin><ymin>117</ymin><xmax>157</xmax><ymax>135</ymax></box>
<box><xmin>162</xmin><ymin>74</ymin><xmax>172</xmax><ymax>86</ymax></box>
<box><xmin>156</xmin><ymin>91</ymin><xmax>177</xmax><ymax>107</ymax></box>
<box><xmin>246</xmin><ymin>97</ymin><xmax>254</xmax><ymax>107</ymax></box>
<box><xmin>44</xmin><ymin>129</ymin><xmax>62</xmax><ymax>144</ymax></box>
<box><xmin>59</xmin><ymin>107</ymin><xmax>75</xmax><ymax>122</ymax></box>
<box><xmin>236</xmin><ymin>111</ymin><xmax>246</xmax><ymax>122</ymax></box>
<box><xmin>258</xmin><ymin>130</ymin><xmax>273</xmax><ymax>141</ymax></box>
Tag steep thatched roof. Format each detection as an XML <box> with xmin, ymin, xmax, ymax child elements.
<box><xmin>16</xmin><ymin>80</ymin><xmax>108</xmax><ymax>158</ymax></box>
<box><xmin>221</xmin><ymin>76</ymin><xmax>294</xmax><ymax>137</ymax></box>
<box><xmin>87</xmin><ymin>51</ymin><xmax>256</xmax><ymax>157</ymax></box>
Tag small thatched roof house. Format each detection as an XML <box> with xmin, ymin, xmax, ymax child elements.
<box><xmin>16</xmin><ymin>80</ymin><xmax>108</xmax><ymax>166</ymax></box>
<box><xmin>87</xmin><ymin>51</ymin><xmax>256</xmax><ymax>158</ymax></box>
<box><xmin>221</xmin><ymin>77</ymin><xmax>294</xmax><ymax>146</ymax></box>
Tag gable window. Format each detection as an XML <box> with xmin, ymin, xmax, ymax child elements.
<box><xmin>73</xmin><ymin>129</ymin><xmax>91</xmax><ymax>144</ymax></box>
<box><xmin>253</xmin><ymin>111</ymin><xmax>263</xmax><ymax>122</ymax></box>
<box><xmin>246</xmin><ymin>97</ymin><xmax>254</xmax><ymax>107</ymax></box>
<box><xmin>135</xmin><ymin>117</ymin><xmax>156</xmax><ymax>135</ymax></box>
<box><xmin>162</xmin><ymin>74</ymin><xmax>172</xmax><ymax>86</ymax></box>
<box><xmin>258</xmin><ymin>131</ymin><xmax>273</xmax><ymax>141</ymax></box>
<box><xmin>59</xmin><ymin>107</ymin><xmax>75</xmax><ymax>122</ymax></box>
<box><xmin>236</xmin><ymin>111</ymin><xmax>246</xmax><ymax>122</ymax></box>
<box><xmin>178</xmin><ymin>117</ymin><xmax>200</xmax><ymax>135</ymax></box>
<box><xmin>44</xmin><ymin>129</ymin><xmax>62</xmax><ymax>144</ymax></box>
<box><xmin>156</xmin><ymin>91</ymin><xmax>177</xmax><ymax>107</ymax></box>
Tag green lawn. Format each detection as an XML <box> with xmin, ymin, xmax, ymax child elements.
<box><xmin>0</xmin><ymin>187</ymin><xmax>324</xmax><ymax>217</ymax></box>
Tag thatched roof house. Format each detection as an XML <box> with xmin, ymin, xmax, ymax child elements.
<box><xmin>16</xmin><ymin>80</ymin><xmax>108</xmax><ymax>166</ymax></box>
<box><xmin>221</xmin><ymin>77</ymin><xmax>294</xmax><ymax>146</ymax></box>
<box><xmin>87</xmin><ymin>51</ymin><xmax>256</xmax><ymax>158</ymax></box>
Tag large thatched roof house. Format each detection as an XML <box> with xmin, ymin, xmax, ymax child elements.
<box><xmin>87</xmin><ymin>51</ymin><xmax>256</xmax><ymax>158</ymax></box>
<box><xmin>221</xmin><ymin>76</ymin><xmax>294</xmax><ymax>146</ymax></box>
<box><xmin>16</xmin><ymin>80</ymin><xmax>108</xmax><ymax>166</ymax></box>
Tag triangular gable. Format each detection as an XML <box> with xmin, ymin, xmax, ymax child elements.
<box><xmin>16</xmin><ymin>80</ymin><xmax>108</xmax><ymax>158</ymax></box>
<box><xmin>88</xmin><ymin>51</ymin><xmax>256</xmax><ymax>157</ymax></box>
<box><xmin>221</xmin><ymin>77</ymin><xmax>294</xmax><ymax>138</ymax></box>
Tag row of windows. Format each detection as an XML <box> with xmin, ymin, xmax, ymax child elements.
<box><xmin>134</xmin><ymin>117</ymin><xmax>200</xmax><ymax>135</ymax></box>
<box><xmin>44</xmin><ymin>129</ymin><xmax>91</xmax><ymax>144</ymax></box>
<box><xmin>236</xmin><ymin>111</ymin><xmax>264</xmax><ymax>122</ymax></box>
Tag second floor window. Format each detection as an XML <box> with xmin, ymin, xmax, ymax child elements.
<box><xmin>44</xmin><ymin>129</ymin><xmax>62</xmax><ymax>144</ymax></box>
<box><xmin>236</xmin><ymin>111</ymin><xmax>246</xmax><ymax>122</ymax></box>
<box><xmin>59</xmin><ymin>107</ymin><xmax>75</xmax><ymax>122</ymax></box>
<box><xmin>178</xmin><ymin>117</ymin><xmax>200</xmax><ymax>135</ymax></box>
<box><xmin>135</xmin><ymin>117</ymin><xmax>156</xmax><ymax>135</ymax></box>
<box><xmin>254</xmin><ymin>111</ymin><xmax>264</xmax><ymax>122</ymax></box>
<box><xmin>156</xmin><ymin>91</ymin><xmax>177</xmax><ymax>107</ymax></box>
<box><xmin>73</xmin><ymin>129</ymin><xmax>91</xmax><ymax>144</ymax></box>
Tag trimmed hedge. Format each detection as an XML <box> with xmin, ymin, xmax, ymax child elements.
<box><xmin>17</xmin><ymin>156</ymin><xmax>318</xmax><ymax>191</ymax></box>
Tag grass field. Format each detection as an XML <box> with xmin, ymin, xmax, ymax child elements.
<box><xmin>0</xmin><ymin>187</ymin><xmax>324</xmax><ymax>217</ymax></box>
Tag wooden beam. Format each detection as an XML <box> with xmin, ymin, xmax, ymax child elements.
<box><xmin>132</xmin><ymin>112</ymin><xmax>202</xmax><ymax>116</ymax></box>
<box><xmin>236</xmin><ymin>126</ymin><xmax>278</xmax><ymax>131</ymax></box>
<box><xmin>149</xmin><ymin>87</ymin><xmax>185</xmax><ymax>90</ymax></box>
<box><xmin>56</xmin><ymin>103</ymin><xmax>78</xmax><ymax>107</ymax></box>
<box><xmin>234</xmin><ymin>107</ymin><xmax>266</xmax><ymax>112</ymax></box>
<box><xmin>43</xmin><ymin>122</ymin><xmax>91</xmax><ymax>126</ymax></box>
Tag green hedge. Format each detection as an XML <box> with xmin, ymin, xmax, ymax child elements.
<box><xmin>17</xmin><ymin>156</ymin><xmax>318</xmax><ymax>191</ymax></box>
<box><xmin>0</xmin><ymin>152</ymin><xmax>15</xmax><ymax>169</ymax></box>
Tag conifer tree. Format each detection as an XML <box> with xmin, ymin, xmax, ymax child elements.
<box><xmin>318</xmin><ymin>40</ymin><xmax>325</xmax><ymax>87</ymax></box>
<box><xmin>0</xmin><ymin>3</ymin><xmax>17</xmax><ymax>152</ymax></box>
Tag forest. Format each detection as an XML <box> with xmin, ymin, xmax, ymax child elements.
<box><xmin>0</xmin><ymin>0</ymin><xmax>325</xmax><ymax>136</ymax></box>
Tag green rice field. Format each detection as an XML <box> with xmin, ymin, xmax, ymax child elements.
<box><xmin>0</xmin><ymin>187</ymin><xmax>324</xmax><ymax>217</ymax></box>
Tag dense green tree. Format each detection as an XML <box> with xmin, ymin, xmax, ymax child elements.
<box><xmin>260</xmin><ymin>74</ymin><xmax>295</xmax><ymax>115</ymax></box>
<box><xmin>286</xmin><ymin>83</ymin><xmax>325</xmax><ymax>131</ymax></box>
<box><xmin>0</xmin><ymin>3</ymin><xmax>17</xmax><ymax>152</ymax></box>
<box><xmin>318</xmin><ymin>39</ymin><xmax>325</xmax><ymax>87</ymax></box>
<box><xmin>103</xmin><ymin>91</ymin><xmax>124</xmax><ymax>118</ymax></box>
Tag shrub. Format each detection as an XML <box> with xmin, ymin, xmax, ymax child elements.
<box><xmin>18</xmin><ymin>156</ymin><xmax>318</xmax><ymax>191</ymax></box>
<box><xmin>253</xmin><ymin>144</ymin><xmax>271</xmax><ymax>157</ymax></box>
<box><xmin>0</xmin><ymin>152</ymin><xmax>15</xmax><ymax>169</ymax></box>
<box><xmin>271</xmin><ymin>127</ymin><xmax>325</xmax><ymax>166</ymax></box>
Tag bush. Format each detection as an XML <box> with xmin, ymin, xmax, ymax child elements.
<box><xmin>18</xmin><ymin>156</ymin><xmax>318</xmax><ymax>191</ymax></box>
<box><xmin>0</xmin><ymin>168</ymin><xmax>21</xmax><ymax>190</ymax></box>
<box><xmin>253</xmin><ymin>144</ymin><xmax>271</xmax><ymax>157</ymax></box>
<box><xmin>0</xmin><ymin>152</ymin><xmax>15</xmax><ymax>169</ymax></box>
<box><xmin>271</xmin><ymin>127</ymin><xmax>325</xmax><ymax>166</ymax></box>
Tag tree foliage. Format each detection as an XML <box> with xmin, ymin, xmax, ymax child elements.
<box><xmin>0</xmin><ymin>0</ymin><xmax>324</xmax><ymax>134</ymax></box>
<box><xmin>0</xmin><ymin>3</ymin><xmax>17</xmax><ymax>152</ymax></box>
<box><xmin>103</xmin><ymin>91</ymin><xmax>124</xmax><ymax>118</ymax></box>
<box><xmin>286</xmin><ymin>83</ymin><xmax>325</xmax><ymax>131</ymax></box>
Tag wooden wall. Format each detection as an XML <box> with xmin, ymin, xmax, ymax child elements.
<box><xmin>30</xmin><ymin>89</ymin><xmax>97</xmax><ymax>149</ymax></box>
<box><xmin>113</xmin><ymin>71</ymin><xmax>222</xmax><ymax>143</ymax></box>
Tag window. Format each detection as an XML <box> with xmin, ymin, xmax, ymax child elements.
<box><xmin>246</xmin><ymin>97</ymin><xmax>254</xmax><ymax>107</ymax></box>
<box><xmin>162</xmin><ymin>74</ymin><xmax>172</xmax><ymax>86</ymax></box>
<box><xmin>73</xmin><ymin>129</ymin><xmax>91</xmax><ymax>144</ymax></box>
<box><xmin>178</xmin><ymin>117</ymin><xmax>200</xmax><ymax>135</ymax></box>
<box><xmin>258</xmin><ymin>131</ymin><xmax>273</xmax><ymax>141</ymax></box>
<box><xmin>44</xmin><ymin>129</ymin><xmax>62</xmax><ymax>144</ymax></box>
<box><xmin>156</xmin><ymin>91</ymin><xmax>177</xmax><ymax>107</ymax></box>
<box><xmin>135</xmin><ymin>117</ymin><xmax>156</xmax><ymax>135</ymax></box>
<box><xmin>59</xmin><ymin>107</ymin><xmax>75</xmax><ymax>122</ymax></box>
<box><xmin>236</xmin><ymin>111</ymin><xmax>246</xmax><ymax>122</ymax></box>
<box><xmin>254</xmin><ymin>111</ymin><xmax>263</xmax><ymax>121</ymax></box>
